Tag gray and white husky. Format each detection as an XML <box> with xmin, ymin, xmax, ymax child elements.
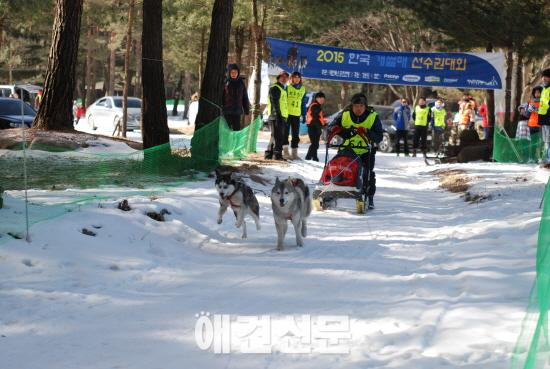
<box><xmin>270</xmin><ymin>177</ymin><xmax>312</xmax><ymax>250</ymax></box>
<box><xmin>215</xmin><ymin>169</ymin><xmax>260</xmax><ymax>239</ymax></box>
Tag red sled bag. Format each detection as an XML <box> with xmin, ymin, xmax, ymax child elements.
<box><xmin>320</xmin><ymin>152</ymin><xmax>363</xmax><ymax>188</ymax></box>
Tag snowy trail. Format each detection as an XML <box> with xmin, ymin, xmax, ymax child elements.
<box><xmin>0</xmin><ymin>149</ymin><xmax>546</xmax><ymax>369</ymax></box>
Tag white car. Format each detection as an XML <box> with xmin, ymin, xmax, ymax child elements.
<box><xmin>86</xmin><ymin>96</ymin><xmax>141</xmax><ymax>132</ymax></box>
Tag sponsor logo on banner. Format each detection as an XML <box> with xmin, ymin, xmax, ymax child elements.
<box><xmin>444</xmin><ymin>78</ymin><xmax>459</xmax><ymax>83</ymax></box>
<box><xmin>425</xmin><ymin>76</ymin><xmax>441</xmax><ymax>83</ymax></box>
<box><xmin>467</xmin><ymin>77</ymin><xmax>499</xmax><ymax>87</ymax></box>
<box><xmin>402</xmin><ymin>75</ymin><xmax>421</xmax><ymax>82</ymax></box>
<box><xmin>383</xmin><ymin>74</ymin><xmax>400</xmax><ymax>80</ymax></box>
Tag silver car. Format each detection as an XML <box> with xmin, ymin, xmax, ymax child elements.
<box><xmin>86</xmin><ymin>96</ymin><xmax>141</xmax><ymax>132</ymax></box>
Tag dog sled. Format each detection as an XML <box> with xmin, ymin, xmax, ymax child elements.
<box><xmin>312</xmin><ymin>129</ymin><xmax>373</xmax><ymax>214</ymax></box>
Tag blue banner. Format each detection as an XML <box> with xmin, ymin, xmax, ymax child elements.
<box><xmin>266</xmin><ymin>37</ymin><xmax>504</xmax><ymax>90</ymax></box>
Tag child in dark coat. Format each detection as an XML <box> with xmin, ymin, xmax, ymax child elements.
<box><xmin>305</xmin><ymin>92</ymin><xmax>326</xmax><ymax>161</ymax></box>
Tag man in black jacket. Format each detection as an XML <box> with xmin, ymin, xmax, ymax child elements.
<box><xmin>265</xmin><ymin>71</ymin><xmax>289</xmax><ymax>160</ymax></box>
<box><xmin>222</xmin><ymin>64</ymin><xmax>250</xmax><ymax>131</ymax></box>
<box><xmin>330</xmin><ymin>93</ymin><xmax>383</xmax><ymax>209</ymax></box>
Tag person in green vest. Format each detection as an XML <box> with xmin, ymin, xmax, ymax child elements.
<box><xmin>329</xmin><ymin>93</ymin><xmax>383</xmax><ymax>209</ymax></box>
<box><xmin>430</xmin><ymin>98</ymin><xmax>447</xmax><ymax>155</ymax></box>
<box><xmin>264</xmin><ymin>71</ymin><xmax>289</xmax><ymax>160</ymax></box>
<box><xmin>284</xmin><ymin>71</ymin><xmax>307</xmax><ymax>160</ymax></box>
<box><xmin>537</xmin><ymin>68</ymin><xmax>550</xmax><ymax>162</ymax></box>
<box><xmin>411</xmin><ymin>97</ymin><xmax>432</xmax><ymax>157</ymax></box>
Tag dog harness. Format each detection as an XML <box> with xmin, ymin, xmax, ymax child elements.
<box><xmin>223</xmin><ymin>188</ymin><xmax>241</xmax><ymax>208</ymax></box>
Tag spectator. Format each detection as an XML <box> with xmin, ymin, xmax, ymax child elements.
<box><xmin>285</xmin><ymin>71</ymin><xmax>307</xmax><ymax>160</ymax></box>
<box><xmin>467</xmin><ymin>94</ymin><xmax>477</xmax><ymax>112</ymax></box>
<box><xmin>412</xmin><ymin>97</ymin><xmax>432</xmax><ymax>157</ymax></box>
<box><xmin>430</xmin><ymin>98</ymin><xmax>447</xmax><ymax>154</ymax></box>
<box><xmin>34</xmin><ymin>90</ymin><xmax>43</xmax><ymax>110</ymax></box>
<box><xmin>458</xmin><ymin>94</ymin><xmax>469</xmax><ymax>113</ymax></box>
<box><xmin>516</xmin><ymin>104</ymin><xmax>531</xmax><ymax>140</ymax></box>
<box><xmin>478</xmin><ymin>99</ymin><xmax>491</xmax><ymax>140</ymax></box>
<box><xmin>305</xmin><ymin>91</ymin><xmax>326</xmax><ymax>161</ymax></box>
<box><xmin>392</xmin><ymin>98</ymin><xmax>411</xmax><ymax>156</ymax></box>
<box><xmin>222</xmin><ymin>64</ymin><xmax>250</xmax><ymax>131</ymax></box>
<box><xmin>74</xmin><ymin>98</ymin><xmax>86</xmax><ymax>126</ymax></box>
<box><xmin>460</xmin><ymin>101</ymin><xmax>475</xmax><ymax>131</ymax></box>
<box><xmin>528</xmin><ymin>86</ymin><xmax>543</xmax><ymax>136</ymax></box>
<box><xmin>265</xmin><ymin>71</ymin><xmax>289</xmax><ymax>160</ymax></box>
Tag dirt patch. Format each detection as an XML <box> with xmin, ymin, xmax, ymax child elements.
<box><xmin>215</xmin><ymin>162</ymin><xmax>274</xmax><ymax>186</ymax></box>
<box><xmin>432</xmin><ymin>169</ymin><xmax>470</xmax><ymax>193</ymax></box>
<box><xmin>431</xmin><ymin>168</ymin><xmax>490</xmax><ymax>204</ymax></box>
<box><xmin>462</xmin><ymin>191</ymin><xmax>492</xmax><ymax>204</ymax></box>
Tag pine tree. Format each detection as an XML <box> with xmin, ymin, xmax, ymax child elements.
<box><xmin>141</xmin><ymin>0</ymin><xmax>169</xmax><ymax>149</ymax></box>
<box><xmin>194</xmin><ymin>0</ymin><xmax>234</xmax><ymax>130</ymax></box>
<box><xmin>33</xmin><ymin>0</ymin><xmax>84</xmax><ymax>131</ymax></box>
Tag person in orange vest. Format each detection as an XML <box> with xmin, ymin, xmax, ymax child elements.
<box><xmin>305</xmin><ymin>92</ymin><xmax>326</xmax><ymax>161</ymax></box>
<box><xmin>460</xmin><ymin>101</ymin><xmax>475</xmax><ymax>131</ymax></box>
<box><xmin>528</xmin><ymin>86</ymin><xmax>543</xmax><ymax>135</ymax></box>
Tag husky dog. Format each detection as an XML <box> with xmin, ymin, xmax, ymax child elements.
<box><xmin>215</xmin><ymin>169</ymin><xmax>260</xmax><ymax>239</ymax></box>
<box><xmin>270</xmin><ymin>177</ymin><xmax>312</xmax><ymax>250</ymax></box>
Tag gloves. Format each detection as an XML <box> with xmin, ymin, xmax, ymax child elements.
<box><xmin>330</xmin><ymin>125</ymin><xmax>343</xmax><ymax>135</ymax></box>
<box><xmin>356</xmin><ymin>126</ymin><xmax>366</xmax><ymax>136</ymax></box>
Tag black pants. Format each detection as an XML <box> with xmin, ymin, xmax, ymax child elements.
<box><xmin>395</xmin><ymin>129</ymin><xmax>409</xmax><ymax>155</ymax></box>
<box><xmin>306</xmin><ymin>123</ymin><xmax>322</xmax><ymax>161</ymax></box>
<box><xmin>285</xmin><ymin>115</ymin><xmax>301</xmax><ymax>148</ymax></box>
<box><xmin>413</xmin><ymin>125</ymin><xmax>428</xmax><ymax>152</ymax></box>
<box><xmin>224</xmin><ymin>114</ymin><xmax>241</xmax><ymax>131</ymax></box>
<box><xmin>360</xmin><ymin>149</ymin><xmax>376</xmax><ymax>197</ymax></box>
<box><xmin>432</xmin><ymin>127</ymin><xmax>445</xmax><ymax>153</ymax></box>
<box><xmin>265</xmin><ymin>118</ymin><xmax>286</xmax><ymax>159</ymax></box>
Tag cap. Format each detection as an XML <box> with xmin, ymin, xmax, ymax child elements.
<box><xmin>350</xmin><ymin>93</ymin><xmax>367</xmax><ymax>106</ymax></box>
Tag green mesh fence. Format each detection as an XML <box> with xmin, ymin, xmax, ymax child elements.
<box><xmin>0</xmin><ymin>116</ymin><xmax>261</xmax><ymax>241</ymax></box>
<box><xmin>510</xmin><ymin>180</ymin><xmax>550</xmax><ymax>369</ymax></box>
<box><xmin>493</xmin><ymin>126</ymin><xmax>543</xmax><ymax>163</ymax></box>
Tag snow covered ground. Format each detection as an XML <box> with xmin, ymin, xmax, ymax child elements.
<box><xmin>74</xmin><ymin>115</ymin><xmax>192</xmax><ymax>141</ymax></box>
<box><xmin>0</xmin><ymin>141</ymin><xmax>547</xmax><ymax>369</ymax></box>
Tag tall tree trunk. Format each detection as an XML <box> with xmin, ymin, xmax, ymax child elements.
<box><xmin>485</xmin><ymin>43</ymin><xmax>496</xmax><ymax>133</ymax></box>
<box><xmin>84</xmin><ymin>26</ymin><xmax>96</xmax><ymax>107</ymax></box>
<box><xmin>134</xmin><ymin>36</ymin><xmax>142</xmax><ymax>97</ymax></box>
<box><xmin>108</xmin><ymin>31</ymin><xmax>116</xmax><ymax>96</ymax></box>
<box><xmin>7</xmin><ymin>41</ymin><xmax>13</xmax><ymax>84</ymax></box>
<box><xmin>504</xmin><ymin>47</ymin><xmax>514</xmax><ymax>134</ymax></box>
<box><xmin>251</xmin><ymin>0</ymin><xmax>265</xmax><ymax>122</ymax></box>
<box><xmin>245</xmin><ymin>25</ymin><xmax>254</xmax><ymax>79</ymax></box>
<box><xmin>172</xmin><ymin>72</ymin><xmax>183</xmax><ymax>116</ymax></box>
<box><xmin>513</xmin><ymin>48</ymin><xmax>523</xmax><ymax>125</ymax></box>
<box><xmin>234</xmin><ymin>24</ymin><xmax>245</xmax><ymax>67</ymax></box>
<box><xmin>0</xmin><ymin>17</ymin><xmax>4</xmax><ymax>52</ymax></box>
<box><xmin>141</xmin><ymin>0</ymin><xmax>169</xmax><ymax>149</ymax></box>
<box><xmin>340</xmin><ymin>82</ymin><xmax>349</xmax><ymax>109</ymax></box>
<box><xmin>195</xmin><ymin>0</ymin><xmax>234</xmax><ymax>130</ymax></box>
<box><xmin>198</xmin><ymin>27</ymin><xmax>206</xmax><ymax>88</ymax></box>
<box><xmin>121</xmin><ymin>0</ymin><xmax>135</xmax><ymax>138</ymax></box>
<box><xmin>183</xmin><ymin>70</ymin><xmax>192</xmax><ymax>119</ymax></box>
<box><xmin>34</xmin><ymin>0</ymin><xmax>84</xmax><ymax>131</ymax></box>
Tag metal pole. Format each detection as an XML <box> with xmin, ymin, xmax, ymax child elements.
<box><xmin>20</xmin><ymin>94</ymin><xmax>30</xmax><ymax>242</ymax></box>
